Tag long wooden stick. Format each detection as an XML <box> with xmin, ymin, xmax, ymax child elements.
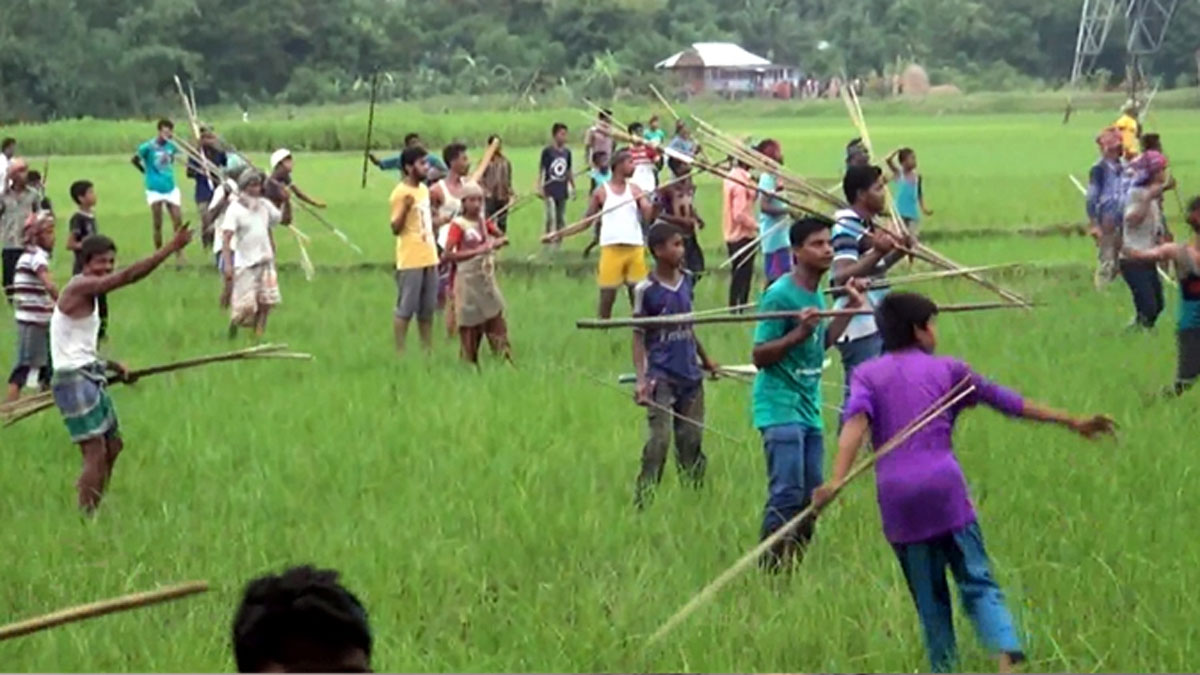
<box><xmin>577</xmin><ymin>301</ymin><xmax>1028</xmax><ymax>330</ymax></box>
<box><xmin>550</xmin><ymin>172</ymin><xmax>693</xmax><ymax>242</ymax></box>
<box><xmin>578</xmin><ymin>370</ymin><xmax>745</xmax><ymax>445</ymax></box>
<box><xmin>826</xmin><ymin>263</ymin><xmax>1024</xmax><ymax>293</ymax></box>
<box><xmin>361</xmin><ymin>71</ymin><xmax>380</xmax><ymax>190</ymax></box>
<box><xmin>645</xmin><ymin>379</ymin><xmax>976</xmax><ymax>647</ymax></box>
<box><xmin>649</xmin><ymin>84</ymin><xmax>681</xmax><ymax>121</ymax></box>
<box><xmin>469</xmin><ymin>138</ymin><xmax>502</xmax><ymax>185</ymax></box>
<box><xmin>0</xmin><ymin>581</ymin><xmax>209</xmax><ymax>641</ymax></box>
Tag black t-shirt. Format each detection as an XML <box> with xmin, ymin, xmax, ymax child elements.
<box><xmin>69</xmin><ymin>211</ymin><xmax>98</xmax><ymax>274</ymax></box>
<box><xmin>539</xmin><ymin>146</ymin><xmax>572</xmax><ymax>201</ymax></box>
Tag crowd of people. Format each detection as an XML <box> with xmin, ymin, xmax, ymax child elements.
<box><xmin>4</xmin><ymin>97</ymin><xmax>1197</xmax><ymax>672</ymax></box>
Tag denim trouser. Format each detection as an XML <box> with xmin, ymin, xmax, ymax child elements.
<box><xmin>836</xmin><ymin>332</ymin><xmax>884</xmax><ymax>401</ymax></box>
<box><xmin>893</xmin><ymin>521</ymin><xmax>1023</xmax><ymax>672</ymax></box>
<box><xmin>759</xmin><ymin>424</ymin><xmax>823</xmax><ymax>566</ymax></box>
<box><xmin>1119</xmin><ymin>259</ymin><xmax>1164</xmax><ymax>328</ymax></box>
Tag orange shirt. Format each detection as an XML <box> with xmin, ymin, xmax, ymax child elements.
<box><xmin>722</xmin><ymin>166</ymin><xmax>757</xmax><ymax>242</ymax></box>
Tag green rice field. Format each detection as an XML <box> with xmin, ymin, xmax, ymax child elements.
<box><xmin>1</xmin><ymin>106</ymin><xmax>1197</xmax><ymax>672</ymax></box>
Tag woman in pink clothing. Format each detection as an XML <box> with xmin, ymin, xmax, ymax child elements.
<box><xmin>721</xmin><ymin>159</ymin><xmax>757</xmax><ymax>310</ymax></box>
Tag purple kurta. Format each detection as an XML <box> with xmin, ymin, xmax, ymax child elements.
<box><xmin>842</xmin><ymin>349</ymin><xmax>1025</xmax><ymax>544</ymax></box>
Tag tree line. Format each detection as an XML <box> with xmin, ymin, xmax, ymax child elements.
<box><xmin>2</xmin><ymin>0</ymin><xmax>1198</xmax><ymax>122</ymax></box>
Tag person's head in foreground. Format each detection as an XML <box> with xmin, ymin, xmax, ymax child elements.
<box><xmin>647</xmin><ymin>221</ymin><xmax>684</xmax><ymax>268</ymax></box>
<box><xmin>789</xmin><ymin>216</ymin><xmax>835</xmax><ymax>274</ymax></box>
<box><xmin>843</xmin><ymin>164</ymin><xmax>886</xmax><ymax>216</ymax></box>
<box><xmin>79</xmin><ymin>234</ymin><xmax>118</xmax><ymax>277</ymax></box>
<box><xmin>878</xmin><ymin>291</ymin><xmax>939</xmax><ymax>353</ymax></box>
<box><xmin>233</xmin><ymin>565</ymin><xmax>372</xmax><ymax>673</ymax></box>
<box><xmin>270</xmin><ymin>149</ymin><xmax>293</xmax><ymax>175</ymax></box>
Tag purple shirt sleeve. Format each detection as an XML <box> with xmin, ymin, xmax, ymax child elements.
<box><xmin>842</xmin><ymin>367</ymin><xmax>875</xmax><ymax>424</ymax></box>
<box><xmin>953</xmin><ymin>359</ymin><xmax>1024</xmax><ymax>417</ymax></box>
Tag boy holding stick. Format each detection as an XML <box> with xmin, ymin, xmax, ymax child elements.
<box><xmin>813</xmin><ymin>292</ymin><xmax>1114</xmax><ymax>672</ymax></box>
<box><xmin>441</xmin><ymin>181</ymin><xmax>512</xmax><ymax>364</ymax></box>
<box><xmin>752</xmin><ymin>216</ymin><xmax>868</xmax><ymax>570</ymax></box>
<box><xmin>52</xmin><ymin>227</ymin><xmax>193</xmax><ymax>513</ymax></box>
<box><xmin>543</xmin><ymin>149</ymin><xmax>654</xmax><ymax>318</ymax></box>
<box><xmin>631</xmin><ymin>223</ymin><xmax>718</xmax><ymax>508</ymax></box>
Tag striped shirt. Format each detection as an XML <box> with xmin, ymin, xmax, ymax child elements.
<box><xmin>831</xmin><ymin>208</ymin><xmax>891</xmax><ymax>342</ymax></box>
<box><xmin>13</xmin><ymin>247</ymin><xmax>53</xmax><ymax>325</ymax></box>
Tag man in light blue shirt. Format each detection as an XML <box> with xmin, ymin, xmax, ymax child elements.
<box><xmin>130</xmin><ymin>119</ymin><xmax>184</xmax><ymax>262</ymax></box>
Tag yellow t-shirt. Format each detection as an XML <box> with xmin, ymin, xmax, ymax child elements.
<box><xmin>1114</xmin><ymin>114</ymin><xmax>1139</xmax><ymax>158</ymax></box>
<box><xmin>390</xmin><ymin>182</ymin><xmax>438</xmax><ymax>270</ymax></box>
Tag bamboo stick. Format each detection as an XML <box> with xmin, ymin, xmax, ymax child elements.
<box><xmin>543</xmin><ymin>172</ymin><xmax>693</xmax><ymax>244</ymax></box>
<box><xmin>577</xmin><ymin>301</ymin><xmax>1028</xmax><ymax>330</ymax></box>
<box><xmin>645</xmin><ymin>378</ymin><xmax>977</xmax><ymax>647</ymax></box>
<box><xmin>468</xmin><ymin>138</ymin><xmax>502</xmax><ymax>185</ymax></box>
<box><xmin>0</xmin><ymin>581</ymin><xmax>209</xmax><ymax>641</ymax></box>
<box><xmin>826</xmin><ymin>263</ymin><xmax>1025</xmax><ymax>292</ymax></box>
<box><xmin>649</xmin><ymin>84</ymin><xmax>682</xmax><ymax>121</ymax></box>
<box><xmin>578</xmin><ymin>370</ymin><xmax>745</xmax><ymax>445</ymax></box>
<box><xmin>361</xmin><ymin>71</ymin><xmax>380</xmax><ymax>190</ymax></box>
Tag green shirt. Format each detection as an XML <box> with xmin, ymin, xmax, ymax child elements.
<box><xmin>752</xmin><ymin>274</ymin><xmax>827</xmax><ymax>430</ymax></box>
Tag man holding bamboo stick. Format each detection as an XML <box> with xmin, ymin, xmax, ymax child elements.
<box><xmin>51</xmin><ymin>226</ymin><xmax>193</xmax><ymax>513</ymax></box>
<box><xmin>544</xmin><ymin>149</ymin><xmax>653</xmax><ymax>318</ymax></box>
<box><xmin>813</xmin><ymin>292</ymin><xmax>1114</xmax><ymax>673</ymax></box>
<box><xmin>752</xmin><ymin>216</ymin><xmax>868</xmax><ymax>570</ymax></box>
<box><xmin>831</xmin><ymin>165</ymin><xmax>906</xmax><ymax>399</ymax></box>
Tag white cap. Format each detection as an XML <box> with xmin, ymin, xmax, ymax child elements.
<box><xmin>269</xmin><ymin>148</ymin><xmax>292</xmax><ymax>171</ymax></box>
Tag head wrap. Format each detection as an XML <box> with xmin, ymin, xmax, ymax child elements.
<box><xmin>238</xmin><ymin>169</ymin><xmax>265</xmax><ymax>191</ymax></box>
<box><xmin>459</xmin><ymin>180</ymin><xmax>484</xmax><ymax>200</ymax></box>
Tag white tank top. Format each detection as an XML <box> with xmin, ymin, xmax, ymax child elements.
<box><xmin>599</xmin><ymin>181</ymin><xmax>644</xmax><ymax>247</ymax></box>
<box><xmin>50</xmin><ymin>296</ymin><xmax>100</xmax><ymax>372</ymax></box>
<box><xmin>435</xmin><ymin>179</ymin><xmax>463</xmax><ymax>250</ymax></box>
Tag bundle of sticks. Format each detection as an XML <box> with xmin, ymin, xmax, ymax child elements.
<box><xmin>683</xmin><ymin>114</ymin><xmax>1030</xmax><ymax>307</ymax></box>
<box><xmin>0</xmin><ymin>344</ymin><xmax>312</xmax><ymax>427</ymax></box>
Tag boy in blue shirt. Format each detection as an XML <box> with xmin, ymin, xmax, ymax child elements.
<box><xmin>752</xmin><ymin>216</ymin><xmax>867</xmax><ymax>570</ymax></box>
<box><xmin>131</xmin><ymin>119</ymin><xmax>184</xmax><ymax>264</ymax></box>
<box><xmin>631</xmin><ymin>223</ymin><xmax>718</xmax><ymax>508</ymax></box>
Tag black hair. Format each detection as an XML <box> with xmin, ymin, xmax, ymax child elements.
<box><xmin>789</xmin><ymin>216</ymin><xmax>832</xmax><ymax>247</ymax></box>
<box><xmin>1142</xmin><ymin>133</ymin><xmax>1162</xmax><ymax>152</ymax></box>
<box><xmin>878</xmin><ymin>292</ymin><xmax>939</xmax><ymax>352</ymax></box>
<box><xmin>667</xmin><ymin>157</ymin><xmax>689</xmax><ymax>175</ymax></box>
<box><xmin>1188</xmin><ymin>195</ymin><xmax>1200</xmax><ymax>213</ymax></box>
<box><xmin>443</xmin><ymin>142</ymin><xmax>467</xmax><ymax>167</ymax></box>
<box><xmin>232</xmin><ymin>565</ymin><xmax>372</xmax><ymax>674</ymax></box>
<box><xmin>157</xmin><ymin>119</ymin><xmax>174</xmax><ymax>131</ymax></box>
<box><xmin>80</xmin><ymin>234</ymin><xmax>117</xmax><ymax>265</ymax></box>
<box><xmin>552</xmin><ymin>122</ymin><xmax>568</xmax><ymax>135</ymax></box>
<box><xmin>843</xmin><ymin>165</ymin><xmax>883</xmax><ymax>204</ymax></box>
<box><xmin>611</xmin><ymin>148</ymin><xmax>632</xmax><ymax>167</ymax></box>
<box><xmin>647</xmin><ymin>222</ymin><xmax>683</xmax><ymax>256</ymax></box>
<box><xmin>403</xmin><ymin>132</ymin><xmax>420</xmax><ymax>146</ymax></box>
<box><xmin>26</xmin><ymin>170</ymin><xmax>41</xmax><ymax>184</ymax></box>
<box><xmin>898</xmin><ymin>147</ymin><xmax>915</xmax><ymax>163</ymax></box>
<box><xmin>70</xmin><ymin>180</ymin><xmax>94</xmax><ymax>205</ymax></box>
<box><xmin>628</xmin><ymin>122</ymin><xmax>644</xmax><ymax>134</ymax></box>
<box><xmin>1</xmin><ymin>138</ymin><xmax>14</xmax><ymax>152</ymax></box>
<box><xmin>400</xmin><ymin>147</ymin><xmax>427</xmax><ymax>173</ymax></box>
<box><xmin>486</xmin><ymin>134</ymin><xmax>500</xmax><ymax>145</ymax></box>
<box><xmin>846</xmin><ymin>137</ymin><xmax>864</xmax><ymax>150</ymax></box>
<box><xmin>601</xmin><ymin>109</ymin><xmax>613</xmax><ymax>120</ymax></box>
<box><xmin>756</xmin><ymin>138</ymin><xmax>780</xmax><ymax>155</ymax></box>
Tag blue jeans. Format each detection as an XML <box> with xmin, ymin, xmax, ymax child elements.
<box><xmin>836</xmin><ymin>332</ymin><xmax>883</xmax><ymax>401</ymax></box>
<box><xmin>893</xmin><ymin>521</ymin><xmax>1023</xmax><ymax>672</ymax></box>
<box><xmin>759</xmin><ymin>424</ymin><xmax>823</xmax><ymax>568</ymax></box>
<box><xmin>1119</xmin><ymin>260</ymin><xmax>1164</xmax><ymax>328</ymax></box>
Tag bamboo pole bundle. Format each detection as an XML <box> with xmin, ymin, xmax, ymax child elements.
<box><xmin>2</xmin><ymin>345</ymin><xmax>312</xmax><ymax>427</ymax></box>
<box><xmin>576</xmin><ymin>301</ymin><xmax>1028</xmax><ymax>330</ymax></box>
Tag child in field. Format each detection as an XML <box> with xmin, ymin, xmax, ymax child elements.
<box><xmin>233</xmin><ymin>565</ymin><xmax>373</xmax><ymax>673</ymax></box>
<box><xmin>582</xmin><ymin>150</ymin><xmax>612</xmax><ymax>259</ymax></box>
<box><xmin>1122</xmin><ymin>196</ymin><xmax>1200</xmax><ymax>396</ymax></box>
<box><xmin>886</xmin><ymin>148</ymin><xmax>932</xmax><ymax>232</ymax></box>
<box><xmin>52</xmin><ymin>227</ymin><xmax>193</xmax><ymax>513</ymax></box>
<box><xmin>626</xmin><ymin>122</ymin><xmax>659</xmax><ymax>194</ymax></box>
<box><xmin>441</xmin><ymin>181</ymin><xmax>512</xmax><ymax>365</ymax></box>
<box><xmin>812</xmin><ymin>291</ymin><xmax>1115</xmax><ymax>673</ymax></box>
<box><xmin>654</xmin><ymin>157</ymin><xmax>705</xmax><ymax>283</ymax></box>
<box><xmin>7</xmin><ymin>213</ymin><xmax>57</xmax><ymax>402</ymax></box>
<box><xmin>26</xmin><ymin>170</ymin><xmax>53</xmax><ymax>216</ymax></box>
<box><xmin>631</xmin><ymin>223</ymin><xmax>718</xmax><ymax>508</ymax></box>
<box><xmin>220</xmin><ymin>170</ymin><xmax>292</xmax><ymax>339</ymax></box>
<box><xmin>756</xmin><ymin>139</ymin><xmax>792</xmax><ymax>285</ymax></box>
<box><xmin>752</xmin><ymin>217</ymin><xmax>868</xmax><ymax>570</ymax></box>
<box><xmin>66</xmin><ymin>180</ymin><xmax>108</xmax><ymax>340</ymax></box>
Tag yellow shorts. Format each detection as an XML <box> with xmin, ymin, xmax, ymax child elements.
<box><xmin>597</xmin><ymin>244</ymin><xmax>647</xmax><ymax>288</ymax></box>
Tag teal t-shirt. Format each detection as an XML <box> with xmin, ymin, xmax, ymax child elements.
<box><xmin>757</xmin><ymin>173</ymin><xmax>789</xmax><ymax>253</ymax></box>
<box><xmin>752</xmin><ymin>275</ymin><xmax>827</xmax><ymax>430</ymax></box>
<box><xmin>644</xmin><ymin>129</ymin><xmax>667</xmax><ymax>146</ymax></box>
<box><xmin>137</xmin><ymin>139</ymin><xmax>178</xmax><ymax>193</ymax></box>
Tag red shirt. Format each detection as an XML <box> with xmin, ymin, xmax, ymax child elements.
<box><xmin>629</xmin><ymin>144</ymin><xmax>657</xmax><ymax>167</ymax></box>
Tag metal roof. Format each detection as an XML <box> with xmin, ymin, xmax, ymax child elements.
<box><xmin>655</xmin><ymin>42</ymin><xmax>773</xmax><ymax>69</ymax></box>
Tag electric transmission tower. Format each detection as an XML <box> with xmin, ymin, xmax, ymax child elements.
<box><xmin>1070</xmin><ymin>0</ymin><xmax>1180</xmax><ymax>102</ymax></box>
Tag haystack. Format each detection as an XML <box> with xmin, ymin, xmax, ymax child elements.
<box><xmin>900</xmin><ymin>64</ymin><xmax>931</xmax><ymax>95</ymax></box>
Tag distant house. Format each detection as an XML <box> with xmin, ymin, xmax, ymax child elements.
<box><xmin>655</xmin><ymin>42</ymin><xmax>798</xmax><ymax>97</ymax></box>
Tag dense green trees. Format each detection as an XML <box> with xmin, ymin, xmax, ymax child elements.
<box><xmin>1</xmin><ymin>0</ymin><xmax>1196</xmax><ymax>121</ymax></box>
